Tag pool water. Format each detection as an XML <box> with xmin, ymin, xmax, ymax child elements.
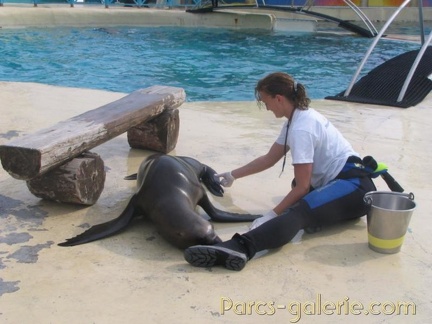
<box><xmin>0</xmin><ymin>26</ymin><xmax>421</xmax><ymax>101</ymax></box>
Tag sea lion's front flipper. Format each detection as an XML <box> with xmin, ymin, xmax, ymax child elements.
<box><xmin>58</xmin><ymin>196</ymin><xmax>139</xmax><ymax>247</ymax></box>
<box><xmin>124</xmin><ymin>173</ymin><xmax>138</xmax><ymax>180</ymax></box>
<box><xmin>200</xmin><ymin>165</ymin><xmax>224</xmax><ymax>197</ymax></box>
<box><xmin>176</xmin><ymin>157</ymin><xmax>224</xmax><ymax>197</ymax></box>
<box><xmin>198</xmin><ymin>194</ymin><xmax>261</xmax><ymax>223</ymax></box>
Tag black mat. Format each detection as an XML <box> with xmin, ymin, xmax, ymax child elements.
<box><xmin>326</xmin><ymin>46</ymin><xmax>432</xmax><ymax>108</ymax></box>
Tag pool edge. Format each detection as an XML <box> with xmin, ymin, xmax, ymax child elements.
<box><xmin>0</xmin><ymin>6</ymin><xmax>281</xmax><ymax>30</ymax></box>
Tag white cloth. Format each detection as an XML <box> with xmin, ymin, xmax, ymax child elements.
<box><xmin>276</xmin><ymin>108</ymin><xmax>358</xmax><ymax>188</ymax></box>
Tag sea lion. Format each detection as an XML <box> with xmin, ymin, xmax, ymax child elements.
<box><xmin>59</xmin><ymin>155</ymin><xmax>260</xmax><ymax>249</ymax></box>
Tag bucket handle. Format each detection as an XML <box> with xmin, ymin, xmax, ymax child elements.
<box><xmin>363</xmin><ymin>192</ymin><xmax>415</xmax><ymax>206</ymax></box>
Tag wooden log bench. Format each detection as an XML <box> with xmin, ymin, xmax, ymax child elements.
<box><xmin>0</xmin><ymin>85</ymin><xmax>186</xmax><ymax>205</ymax></box>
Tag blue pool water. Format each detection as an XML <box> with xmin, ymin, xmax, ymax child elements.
<box><xmin>0</xmin><ymin>26</ymin><xmax>421</xmax><ymax>101</ymax></box>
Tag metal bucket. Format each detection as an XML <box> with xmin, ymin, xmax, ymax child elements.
<box><xmin>364</xmin><ymin>191</ymin><xmax>416</xmax><ymax>254</ymax></box>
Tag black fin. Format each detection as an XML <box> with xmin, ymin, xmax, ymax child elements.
<box><xmin>198</xmin><ymin>194</ymin><xmax>261</xmax><ymax>223</ymax></box>
<box><xmin>200</xmin><ymin>165</ymin><xmax>224</xmax><ymax>197</ymax></box>
<box><xmin>58</xmin><ymin>196</ymin><xmax>138</xmax><ymax>247</ymax></box>
<box><xmin>124</xmin><ymin>173</ymin><xmax>137</xmax><ymax>180</ymax></box>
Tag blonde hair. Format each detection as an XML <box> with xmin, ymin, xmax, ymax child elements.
<box><xmin>255</xmin><ymin>72</ymin><xmax>310</xmax><ymax>109</ymax></box>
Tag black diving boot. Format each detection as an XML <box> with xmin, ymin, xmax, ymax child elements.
<box><xmin>184</xmin><ymin>233</ymin><xmax>255</xmax><ymax>271</ymax></box>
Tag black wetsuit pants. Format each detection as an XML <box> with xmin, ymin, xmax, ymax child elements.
<box><xmin>242</xmin><ymin>174</ymin><xmax>376</xmax><ymax>257</ymax></box>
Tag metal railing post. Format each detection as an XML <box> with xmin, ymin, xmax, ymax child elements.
<box><xmin>397</xmin><ymin>30</ymin><xmax>432</xmax><ymax>103</ymax></box>
<box><xmin>343</xmin><ymin>0</ymin><xmax>411</xmax><ymax>97</ymax></box>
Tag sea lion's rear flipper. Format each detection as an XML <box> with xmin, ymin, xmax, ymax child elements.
<box><xmin>58</xmin><ymin>196</ymin><xmax>139</xmax><ymax>247</ymax></box>
<box><xmin>198</xmin><ymin>194</ymin><xmax>261</xmax><ymax>223</ymax></box>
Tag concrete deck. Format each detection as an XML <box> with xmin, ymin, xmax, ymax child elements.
<box><xmin>0</xmin><ymin>5</ymin><xmax>431</xmax><ymax>324</ymax></box>
<box><xmin>1</xmin><ymin>81</ymin><xmax>431</xmax><ymax>323</ymax></box>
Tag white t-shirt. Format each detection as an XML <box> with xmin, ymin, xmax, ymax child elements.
<box><xmin>276</xmin><ymin>108</ymin><xmax>358</xmax><ymax>188</ymax></box>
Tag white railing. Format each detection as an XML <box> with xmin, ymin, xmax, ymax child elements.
<box><xmin>343</xmin><ymin>0</ymin><xmax>423</xmax><ymax>104</ymax></box>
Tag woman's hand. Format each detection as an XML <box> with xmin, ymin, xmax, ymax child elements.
<box><xmin>249</xmin><ymin>210</ymin><xmax>277</xmax><ymax>230</ymax></box>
